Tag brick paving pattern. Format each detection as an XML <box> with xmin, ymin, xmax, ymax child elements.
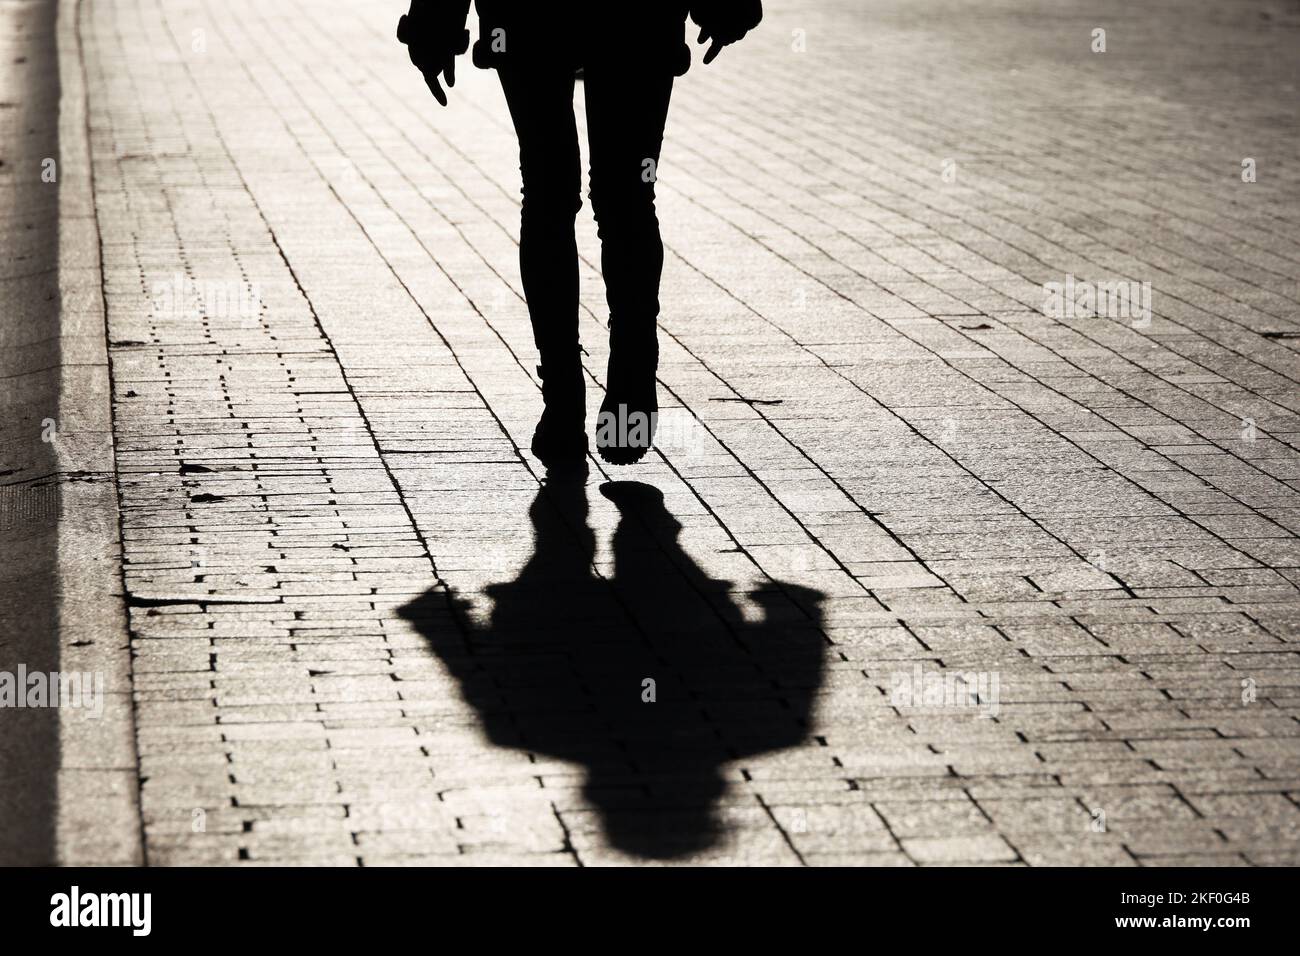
<box><xmin>69</xmin><ymin>0</ymin><xmax>1300</xmax><ymax>864</ymax></box>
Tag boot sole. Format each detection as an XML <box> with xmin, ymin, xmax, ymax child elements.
<box><xmin>596</xmin><ymin>442</ymin><xmax>651</xmax><ymax>466</ymax></box>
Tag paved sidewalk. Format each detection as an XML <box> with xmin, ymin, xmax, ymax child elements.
<box><xmin>63</xmin><ymin>0</ymin><xmax>1300</xmax><ymax>864</ymax></box>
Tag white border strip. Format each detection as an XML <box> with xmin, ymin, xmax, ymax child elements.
<box><xmin>54</xmin><ymin>0</ymin><xmax>143</xmax><ymax>866</ymax></box>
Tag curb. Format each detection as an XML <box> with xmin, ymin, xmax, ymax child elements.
<box><xmin>0</xmin><ymin>0</ymin><xmax>141</xmax><ymax>866</ymax></box>
<box><xmin>52</xmin><ymin>0</ymin><xmax>143</xmax><ymax>866</ymax></box>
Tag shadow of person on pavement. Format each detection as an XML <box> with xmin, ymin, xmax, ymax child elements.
<box><xmin>399</xmin><ymin>477</ymin><xmax>825</xmax><ymax>859</ymax></box>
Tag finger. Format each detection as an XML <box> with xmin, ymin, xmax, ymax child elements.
<box><xmin>703</xmin><ymin>39</ymin><xmax>723</xmax><ymax>64</ymax></box>
<box><xmin>697</xmin><ymin>27</ymin><xmax>711</xmax><ymax>44</ymax></box>
<box><xmin>424</xmin><ymin>71</ymin><xmax>447</xmax><ymax>106</ymax></box>
<box><xmin>445</xmin><ymin>56</ymin><xmax>457</xmax><ymax>88</ymax></box>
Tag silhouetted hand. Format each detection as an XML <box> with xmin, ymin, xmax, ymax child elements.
<box><xmin>397</xmin><ymin>0</ymin><xmax>471</xmax><ymax>106</ymax></box>
<box><xmin>690</xmin><ymin>0</ymin><xmax>763</xmax><ymax>65</ymax></box>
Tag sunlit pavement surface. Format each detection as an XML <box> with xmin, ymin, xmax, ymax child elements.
<box><xmin>25</xmin><ymin>0</ymin><xmax>1300</xmax><ymax>864</ymax></box>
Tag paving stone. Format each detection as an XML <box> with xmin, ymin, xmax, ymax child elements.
<box><xmin>48</xmin><ymin>0</ymin><xmax>1300</xmax><ymax>866</ymax></box>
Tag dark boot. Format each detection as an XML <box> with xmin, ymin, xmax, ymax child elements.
<box><xmin>595</xmin><ymin>322</ymin><xmax>658</xmax><ymax>465</ymax></box>
<box><xmin>531</xmin><ymin>358</ymin><xmax>588</xmax><ymax>469</ymax></box>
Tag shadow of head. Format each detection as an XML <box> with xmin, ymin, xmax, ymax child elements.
<box><xmin>400</xmin><ymin>479</ymin><xmax>826</xmax><ymax>860</ymax></box>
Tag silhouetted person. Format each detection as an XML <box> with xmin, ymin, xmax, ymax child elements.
<box><xmin>399</xmin><ymin>479</ymin><xmax>825</xmax><ymax>859</ymax></box>
<box><xmin>399</xmin><ymin>2</ymin><xmax>764</xmax><ymax>467</ymax></box>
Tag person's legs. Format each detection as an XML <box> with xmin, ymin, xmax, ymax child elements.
<box><xmin>498</xmin><ymin>65</ymin><xmax>586</xmax><ymax>466</ymax></box>
<box><xmin>583</xmin><ymin>65</ymin><xmax>675</xmax><ymax>464</ymax></box>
